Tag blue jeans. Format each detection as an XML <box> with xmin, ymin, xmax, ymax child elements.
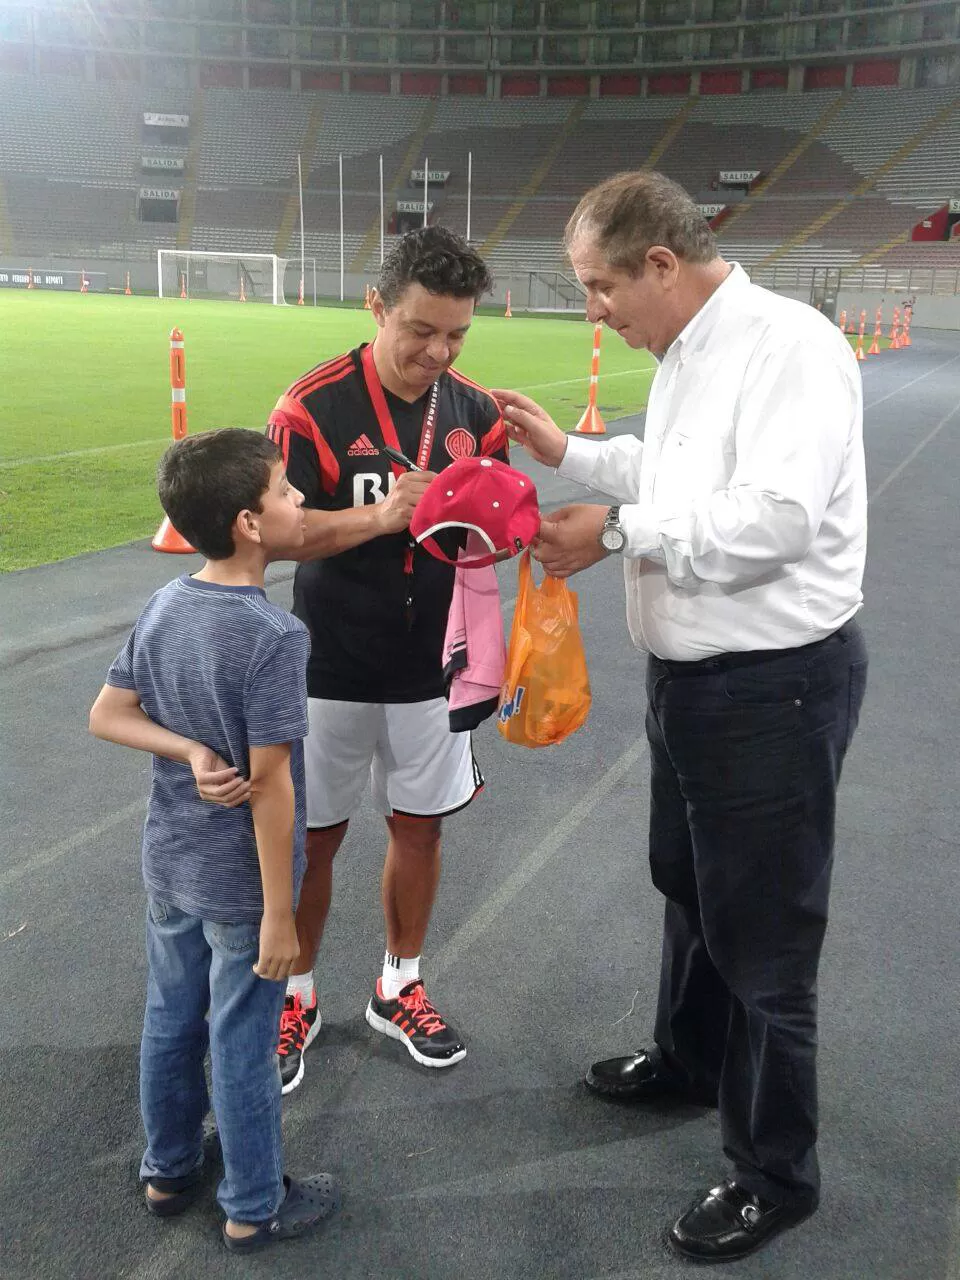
<box><xmin>139</xmin><ymin>896</ymin><xmax>287</xmax><ymax>1223</ymax></box>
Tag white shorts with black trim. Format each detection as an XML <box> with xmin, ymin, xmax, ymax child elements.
<box><xmin>304</xmin><ymin>697</ymin><xmax>484</xmax><ymax>827</ymax></box>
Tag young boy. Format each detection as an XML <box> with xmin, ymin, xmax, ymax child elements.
<box><xmin>89</xmin><ymin>429</ymin><xmax>340</xmax><ymax>1252</ymax></box>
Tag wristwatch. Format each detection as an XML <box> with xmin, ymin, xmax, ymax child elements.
<box><xmin>599</xmin><ymin>505</ymin><xmax>626</xmax><ymax>554</ymax></box>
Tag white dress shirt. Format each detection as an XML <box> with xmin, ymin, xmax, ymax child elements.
<box><xmin>558</xmin><ymin>264</ymin><xmax>867</xmax><ymax>661</ymax></box>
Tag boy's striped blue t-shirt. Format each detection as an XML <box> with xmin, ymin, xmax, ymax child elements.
<box><xmin>107</xmin><ymin>574</ymin><xmax>310</xmax><ymax>923</ymax></box>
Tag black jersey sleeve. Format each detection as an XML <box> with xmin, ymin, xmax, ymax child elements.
<box><xmin>266</xmin><ymin>394</ymin><xmax>340</xmax><ymax>510</ymax></box>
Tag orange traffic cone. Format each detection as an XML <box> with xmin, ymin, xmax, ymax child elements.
<box><xmin>168</xmin><ymin>327</ymin><xmax>187</xmax><ymax>441</ymax></box>
<box><xmin>124</xmin><ymin>271</ymin><xmax>132</xmax><ymax>296</ymax></box>
<box><xmin>867</xmin><ymin>307</ymin><xmax>881</xmax><ymax>356</ymax></box>
<box><xmin>888</xmin><ymin>307</ymin><xmax>900</xmax><ymax>349</ymax></box>
<box><xmin>573</xmin><ymin>322</ymin><xmax>607</xmax><ymax>436</ymax></box>
<box><xmin>854</xmin><ymin>310</ymin><xmax>866</xmax><ymax>362</ymax></box>
<box><xmin>152</xmin><ymin>328</ymin><xmax>195</xmax><ymax>553</ymax></box>
<box><xmin>504</xmin><ymin>289</ymin><xmax>512</xmax><ymax>318</ymax></box>
<box><xmin>902</xmin><ymin>305</ymin><xmax>912</xmax><ymax>347</ymax></box>
<box><xmin>152</xmin><ymin>515</ymin><xmax>195</xmax><ymax>555</ymax></box>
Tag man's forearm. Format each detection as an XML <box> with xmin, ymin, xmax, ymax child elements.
<box><xmin>558</xmin><ymin>434</ymin><xmax>644</xmax><ymax>505</ymax></box>
<box><xmin>249</xmin><ymin>771</ymin><xmax>295</xmax><ymax>916</ymax></box>
<box><xmin>275</xmin><ymin>505</ymin><xmax>384</xmax><ymax>562</ymax></box>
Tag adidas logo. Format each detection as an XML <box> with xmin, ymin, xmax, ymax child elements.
<box><xmin>347</xmin><ymin>433</ymin><xmax>380</xmax><ymax>457</ymax></box>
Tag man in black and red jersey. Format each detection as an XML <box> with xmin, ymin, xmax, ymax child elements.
<box><xmin>265</xmin><ymin>227</ymin><xmax>506</xmax><ymax>1092</ymax></box>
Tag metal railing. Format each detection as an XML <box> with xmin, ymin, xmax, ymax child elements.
<box><xmin>516</xmin><ymin>270</ymin><xmax>586</xmax><ymax>312</ymax></box>
<box><xmin>8</xmin><ymin>241</ymin><xmax>960</xmax><ymax>303</ymax></box>
<box><xmin>750</xmin><ymin>263</ymin><xmax>960</xmax><ymax>296</ymax></box>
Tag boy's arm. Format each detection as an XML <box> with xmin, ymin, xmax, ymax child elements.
<box><xmin>247</xmin><ymin>742</ymin><xmax>300</xmax><ymax>981</ymax></box>
<box><xmin>89</xmin><ymin>685</ymin><xmax>251</xmax><ymax>808</ymax></box>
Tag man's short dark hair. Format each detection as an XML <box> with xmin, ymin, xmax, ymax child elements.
<box><xmin>377</xmin><ymin>225</ymin><xmax>493</xmax><ymax>308</ymax></box>
<box><xmin>565</xmin><ymin>170</ymin><xmax>717</xmax><ymax>275</ymax></box>
<box><xmin>158</xmin><ymin>429</ymin><xmax>280</xmax><ymax>561</ymax></box>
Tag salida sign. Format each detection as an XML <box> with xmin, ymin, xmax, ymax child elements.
<box><xmin>142</xmin><ymin>155</ymin><xmax>185</xmax><ymax>172</ymax></box>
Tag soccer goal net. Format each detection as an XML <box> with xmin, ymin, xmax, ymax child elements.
<box><xmin>157</xmin><ymin>250</ymin><xmax>290</xmax><ymax>304</ymax></box>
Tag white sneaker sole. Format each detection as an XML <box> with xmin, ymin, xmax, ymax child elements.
<box><xmin>365</xmin><ymin>1001</ymin><xmax>466</xmax><ymax>1069</ymax></box>
<box><xmin>280</xmin><ymin>1013</ymin><xmax>322</xmax><ymax>1096</ymax></box>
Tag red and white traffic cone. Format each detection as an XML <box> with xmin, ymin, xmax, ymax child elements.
<box><xmin>573</xmin><ymin>322</ymin><xmax>606</xmax><ymax>435</ymax></box>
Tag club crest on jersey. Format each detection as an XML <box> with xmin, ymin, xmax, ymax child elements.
<box><xmin>444</xmin><ymin>428</ymin><xmax>476</xmax><ymax>460</ymax></box>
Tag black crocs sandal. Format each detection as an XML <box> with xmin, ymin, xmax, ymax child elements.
<box><xmin>222</xmin><ymin>1173</ymin><xmax>340</xmax><ymax>1253</ymax></box>
<box><xmin>144</xmin><ymin>1167</ymin><xmax>204</xmax><ymax>1219</ymax></box>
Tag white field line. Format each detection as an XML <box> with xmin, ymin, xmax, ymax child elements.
<box><xmin>0</xmin><ymin>436</ymin><xmax>171</xmax><ymax>469</ymax></box>
<box><xmin>0</xmin><ymin>371</ymin><xmax>653</xmax><ymax>470</ymax></box>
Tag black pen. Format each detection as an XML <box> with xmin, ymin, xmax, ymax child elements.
<box><xmin>380</xmin><ymin>444</ymin><xmax>423</xmax><ymax>472</ymax></box>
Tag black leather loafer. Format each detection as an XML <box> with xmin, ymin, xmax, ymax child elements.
<box><xmin>585</xmin><ymin>1049</ymin><xmax>717</xmax><ymax>1106</ymax></box>
<box><xmin>668</xmin><ymin>1178</ymin><xmax>813</xmax><ymax>1262</ymax></box>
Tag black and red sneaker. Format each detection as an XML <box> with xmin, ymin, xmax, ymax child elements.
<box><xmin>365</xmin><ymin>979</ymin><xmax>466</xmax><ymax>1068</ymax></box>
<box><xmin>277</xmin><ymin>992</ymin><xmax>321</xmax><ymax>1095</ymax></box>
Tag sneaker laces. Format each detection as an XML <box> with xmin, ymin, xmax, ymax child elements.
<box><xmin>397</xmin><ymin>983</ymin><xmax>445</xmax><ymax>1036</ymax></box>
<box><xmin>278</xmin><ymin>994</ymin><xmax>307</xmax><ymax>1056</ymax></box>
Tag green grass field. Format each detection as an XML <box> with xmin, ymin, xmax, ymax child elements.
<box><xmin>0</xmin><ymin>292</ymin><xmax>657</xmax><ymax>572</ymax></box>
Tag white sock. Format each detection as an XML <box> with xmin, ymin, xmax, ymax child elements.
<box><xmin>381</xmin><ymin>951</ymin><xmax>420</xmax><ymax>1001</ymax></box>
<box><xmin>285</xmin><ymin>971</ymin><xmax>315</xmax><ymax>1004</ymax></box>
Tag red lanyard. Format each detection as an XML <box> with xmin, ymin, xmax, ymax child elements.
<box><xmin>360</xmin><ymin>343</ymin><xmax>440</xmax><ymax>605</ymax></box>
<box><xmin>360</xmin><ymin>342</ymin><xmax>439</xmax><ymax>476</ymax></box>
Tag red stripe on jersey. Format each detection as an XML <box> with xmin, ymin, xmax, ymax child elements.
<box><xmin>312</xmin><ymin>428</ymin><xmax>340</xmax><ymax>496</ymax></box>
<box><xmin>276</xmin><ymin>424</ymin><xmax>290</xmax><ymax>467</ymax></box>
<box><xmin>289</xmin><ymin>353</ymin><xmax>353</xmax><ymax>400</ymax></box>
<box><xmin>269</xmin><ymin>394</ymin><xmax>314</xmax><ymax>441</ymax></box>
<box><xmin>287</xmin><ymin>351</ymin><xmax>352</xmax><ymax>394</ymax></box>
<box><xmin>448</xmin><ymin>367</ymin><xmax>498</xmax><ymax>405</ymax></box>
<box><xmin>304</xmin><ymin>364</ymin><xmax>356</xmax><ymax>395</ymax></box>
<box><xmin>268</xmin><ymin>395</ymin><xmax>340</xmax><ymax>495</ymax></box>
<box><xmin>264</xmin><ymin>419</ymin><xmax>288</xmax><ymax>465</ymax></box>
<box><xmin>479</xmin><ymin>414</ymin><xmax>507</xmax><ymax>458</ymax></box>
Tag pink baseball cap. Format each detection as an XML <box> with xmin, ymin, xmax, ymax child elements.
<box><xmin>410</xmin><ymin>457</ymin><xmax>540</xmax><ymax>569</ymax></box>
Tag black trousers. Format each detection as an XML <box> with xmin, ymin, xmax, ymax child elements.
<box><xmin>645</xmin><ymin>620</ymin><xmax>868</xmax><ymax>1210</ymax></box>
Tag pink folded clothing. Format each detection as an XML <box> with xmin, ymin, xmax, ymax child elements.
<box><xmin>442</xmin><ymin>533</ymin><xmax>507</xmax><ymax>732</ymax></box>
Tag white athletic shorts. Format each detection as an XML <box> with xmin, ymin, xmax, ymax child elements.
<box><xmin>304</xmin><ymin>697</ymin><xmax>484</xmax><ymax>827</ymax></box>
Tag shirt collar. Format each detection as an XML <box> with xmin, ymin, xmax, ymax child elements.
<box><xmin>667</xmin><ymin>262</ymin><xmax>749</xmax><ymax>363</ymax></box>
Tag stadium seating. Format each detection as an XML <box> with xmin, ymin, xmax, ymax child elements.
<box><xmin>1</xmin><ymin>71</ymin><xmax>957</xmax><ymax>292</ymax></box>
<box><xmin>198</xmin><ymin>88</ymin><xmax>310</xmax><ymax>186</ymax></box>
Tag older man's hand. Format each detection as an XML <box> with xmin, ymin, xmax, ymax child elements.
<box><xmin>534</xmin><ymin>504</ymin><xmax>610</xmax><ymax>579</ymax></box>
<box><xmin>492</xmin><ymin>388</ymin><xmax>568</xmax><ymax>469</ymax></box>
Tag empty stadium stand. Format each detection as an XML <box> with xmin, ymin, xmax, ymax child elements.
<box><xmin>2</xmin><ymin>71</ymin><xmax>958</xmax><ymax>295</ymax></box>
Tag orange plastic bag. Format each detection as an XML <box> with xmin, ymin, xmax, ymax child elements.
<box><xmin>497</xmin><ymin>550</ymin><xmax>592</xmax><ymax>748</ymax></box>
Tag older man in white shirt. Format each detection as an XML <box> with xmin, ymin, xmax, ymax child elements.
<box><xmin>495</xmin><ymin>170</ymin><xmax>868</xmax><ymax>1265</ymax></box>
